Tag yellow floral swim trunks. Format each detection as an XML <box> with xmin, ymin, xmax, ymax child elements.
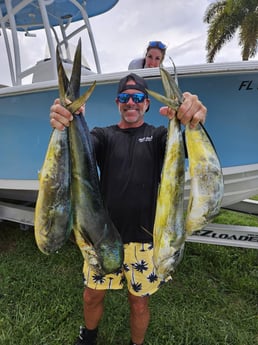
<box><xmin>75</xmin><ymin>233</ymin><xmax>172</xmax><ymax>297</ymax></box>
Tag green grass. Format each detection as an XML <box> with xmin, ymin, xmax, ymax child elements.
<box><xmin>214</xmin><ymin>208</ymin><xmax>258</xmax><ymax>226</ymax></box>
<box><xmin>0</xmin><ymin>211</ymin><xmax>257</xmax><ymax>345</ymax></box>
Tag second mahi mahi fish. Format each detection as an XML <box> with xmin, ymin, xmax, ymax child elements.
<box><xmin>58</xmin><ymin>39</ymin><xmax>124</xmax><ymax>275</ymax></box>
<box><xmin>184</xmin><ymin>123</ymin><xmax>224</xmax><ymax>235</ymax></box>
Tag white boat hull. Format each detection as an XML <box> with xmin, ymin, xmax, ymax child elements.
<box><xmin>1</xmin><ymin>163</ymin><xmax>257</xmax><ymax>209</ymax></box>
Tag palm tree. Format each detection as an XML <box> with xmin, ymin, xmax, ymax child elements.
<box><xmin>203</xmin><ymin>0</ymin><xmax>258</xmax><ymax>62</ymax></box>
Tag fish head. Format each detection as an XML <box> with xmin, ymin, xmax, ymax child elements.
<box><xmin>156</xmin><ymin>244</ymin><xmax>185</xmax><ymax>279</ymax></box>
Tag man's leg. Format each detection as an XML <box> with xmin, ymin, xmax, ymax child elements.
<box><xmin>74</xmin><ymin>288</ymin><xmax>106</xmax><ymax>345</ymax></box>
<box><xmin>128</xmin><ymin>292</ymin><xmax>150</xmax><ymax>345</ymax></box>
<box><xmin>83</xmin><ymin>287</ymin><xmax>106</xmax><ymax>329</ymax></box>
<box><xmin>124</xmin><ymin>242</ymin><xmax>172</xmax><ymax>345</ymax></box>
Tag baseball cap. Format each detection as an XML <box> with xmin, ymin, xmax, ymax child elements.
<box><xmin>117</xmin><ymin>73</ymin><xmax>149</xmax><ymax>97</ymax></box>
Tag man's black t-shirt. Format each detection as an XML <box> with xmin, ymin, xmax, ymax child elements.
<box><xmin>91</xmin><ymin>123</ymin><xmax>167</xmax><ymax>244</ymax></box>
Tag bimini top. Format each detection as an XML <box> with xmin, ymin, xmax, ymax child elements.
<box><xmin>0</xmin><ymin>0</ymin><xmax>119</xmax><ymax>31</ymax></box>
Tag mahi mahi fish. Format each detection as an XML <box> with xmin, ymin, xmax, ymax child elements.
<box><xmin>185</xmin><ymin>123</ymin><xmax>224</xmax><ymax>235</ymax></box>
<box><xmin>34</xmin><ymin>39</ymin><xmax>98</xmax><ymax>255</ymax></box>
<box><xmin>148</xmin><ymin>67</ymin><xmax>224</xmax><ymax>272</ymax></box>
<box><xmin>34</xmin><ymin>53</ymin><xmax>74</xmax><ymax>254</ymax></box>
<box><xmin>34</xmin><ymin>126</ymin><xmax>72</xmax><ymax>254</ymax></box>
<box><xmin>64</xmin><ymin>40</ymin><xmax>124</xmax><ymax>275</ymax></box>
<box><xmin>147</xmin><ymin>68</ymin><xmax>186</xmax><ymax>279</ymax></box>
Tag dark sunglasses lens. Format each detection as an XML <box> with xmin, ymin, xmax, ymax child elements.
<box><xmin>118</xmin><ymin>94</ymin><xmax>130</xmax><ymax>103</ymax></box>
<box><xmin>132</xmin><ymin>94</ymin><xmax>145</xmax><ymax>103</ymax></box>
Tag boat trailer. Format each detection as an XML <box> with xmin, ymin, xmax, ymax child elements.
<box><xmin>0</xmin><ymin>199</ymin><xmax>257</xmax><ymax>250</ymax></box>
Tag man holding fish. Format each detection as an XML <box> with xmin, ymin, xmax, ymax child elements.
<box><xmin>49</xmin><ymin>73</ymin><xmax>206</xmax><ymax>345</ymax></box>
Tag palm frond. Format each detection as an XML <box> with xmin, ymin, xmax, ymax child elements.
<box><xmin>204</xmin><ymin>0</ymin><xmax>258</xmax><ymax>62</ymax></box>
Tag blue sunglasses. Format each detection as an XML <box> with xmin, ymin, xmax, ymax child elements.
<box><xmin>117</xmin><ymin>93</ymin><xmax>147</xmax><ymax>103</ymax></box>
<box><xmin>148</xmin><ymin>41</ymin><xmax>167</xmax><ymax>50</ymax></box>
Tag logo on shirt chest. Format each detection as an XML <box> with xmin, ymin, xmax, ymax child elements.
<box><xmin>138</xmin><ymin>136</ymin><xmax>153</xmax><ymax>143</ymax></box>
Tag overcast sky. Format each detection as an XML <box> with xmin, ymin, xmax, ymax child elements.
<box><xmin>90</xmin><ymin>0</ymin><xmax>241</xmax><ymax>71</ymax></box>
<box><xmin>88</xmin><ymin>0</ymin><xmax>256</xmax><ymax>71</ymax></box>
<box><xmin>0</xmin><ymin>0</ymin><xmax>256</xmax><ymax>85</ymax></box>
